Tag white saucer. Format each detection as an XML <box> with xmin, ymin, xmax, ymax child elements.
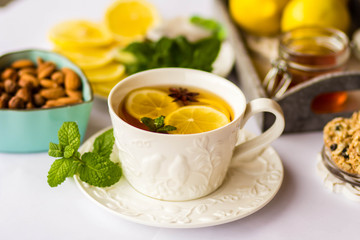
<box><xmin>316</xmin><ymin>153</ymin><xmax>360</xmax><ymax>202</ymax></box>
<box><xmin>75</xmin><ymin>128</ymin><xmax>283</xmax><ymax>228</ymax></box>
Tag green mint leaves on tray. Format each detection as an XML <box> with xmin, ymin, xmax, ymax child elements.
<box><xmin>117</xmin><ymin>16</ymin><xmax>224</xmax><ymax>75</ymax></box>
<box><xmin>190</xmin><ymin>15</ymin><xmax>227</xmax><ymax>41</ymax></box>
<box><xmin>47</xmin><ymin>122</ymin><xmax>122</xmax><ymax>188</ymax></box>
<box><xmin>120</xmin><ymin>36</ymin><xmax>221</xmax><ymax>75</ymax></box>
<box><xmin>141</xmin><ymin>115</ymin><xmax>177</xmax><ymax>133</ymax></box>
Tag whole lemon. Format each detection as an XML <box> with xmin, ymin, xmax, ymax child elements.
<box><xmin>229</xmin><ymin>0</ymin><xmax>289</xmax><ymax>36</ymax></box>
<box><xmin>281</xmin><ymin>0</ymin><xmax>350</xmax><ymax>33</ymax></box>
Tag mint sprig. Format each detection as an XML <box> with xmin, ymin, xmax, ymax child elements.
<box><xmin>47</xmin><ymin>122</ymin><xmax>122</xmax><ymax>188</ymax></box>
<box><xmin>141</xmin><ymin>115</ymin><xmax>177</xmax><ymax>133</ymax></box>
<box><xmin>119</xmin><ymin>35</ymin><xmax>221</xmax><ymax>75</ymax></box>
<box><xmin>190</xmin><ymin>15</ymin><xmax>227</xmax><ymax>41</ymax></box>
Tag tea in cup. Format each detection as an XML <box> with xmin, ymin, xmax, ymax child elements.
<box><xmin>108</xmin><ymin>68</ymin><xmax>284</xmax><ymax>201</ymax></box>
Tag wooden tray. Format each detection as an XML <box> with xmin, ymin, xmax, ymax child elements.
<box><xmin>216</xmin><ymin>0</ymin><xmax>360</xmax><ymax>133</ymax></box>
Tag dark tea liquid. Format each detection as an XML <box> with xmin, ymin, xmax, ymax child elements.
<box><xmin>117</xmin><ymin>85</ymin><xmax>234</xmax><ymax>133</ymax></box>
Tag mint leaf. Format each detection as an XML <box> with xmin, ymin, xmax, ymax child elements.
<box><xmin>154</xmin><ymin>115</ymin><xmax>166</xmax><ymax>129</ymax></box>
<box><xmin>64</xmin><ymin>145</ymin><xmax>75</xmax><ymax>158</ymax></box>
<box><xmin>48</xmin><ymin>142</ymin><xmax>63</xmax><ymax>157</ymax></box>
<box><xmin>47</xmin><ymin>158</ymin><xmax>75</xmax><ymax>187</ymax></box>
<box><xmin>173</xmin><ymin>36</ymin><xmax>193</xmax><ymax>67</ymax></box>
<box><xmin>78</xmin><ymin>152</ymin><xmax>122</xmax><ymax>187</ymax></box>
<box><xmin>121</xmin><ymin>33</ymin><xmax>221</xmax><ymax>75</ymax></box>
<box><xmin>157</xmin><ymin>125</ymin><xmax>177</xmax><ymax>133</ymax></box>
<box><xmin>74</xmin><ymin>151</ymin><xmax>81</xmax><ymax>159</ymax></box>
<box><xmin>93</xmin><ymin>129</ymin><xmax>114</xmax><ymax>159</ymax></box>
<box><xmin>192</xmin><ymin>37</ymin><xmax>221</xmax><ymax>72</ymax></box>
<box><xmin>66</xmin><ymin>161</ymin><xmax>81</xmax><ymax>177</ymax></box>
<box><xmin>141</xmin><ymin>116</ymin><xmax>177</xmax><ymax>133</ymax></box>
<box><xmin>58</xmin><ymin>122</ymin><xmax>80</xmax><ymax>150</ymax></box>
<box><xmin>190</xmin><ymin>15</ymin><xmax>227</xmax><ymax>41</ymax></box>
<box><xmin>48</xmin><ymin>122</ymin><xmax>122</xmax><ymax>188</ymax></box>
<box><xmin>141</xmin><ymin>117</ymin><xmax>157</xmax><ymax>131</ymax></box>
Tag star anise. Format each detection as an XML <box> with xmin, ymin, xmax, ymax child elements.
<box><xmin>168</xmin><ymin>87</ymin><xmax>199</xmax><ymax>105</ymax></box>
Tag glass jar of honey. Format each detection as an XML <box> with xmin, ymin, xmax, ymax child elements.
<box><xmin>264</xmin><ymin>26</ymin><xmax>350</xmax><ymax>110</ymax></box>
<box><xmin>279</xmin><ymin>26</ymin><xmax>350</xmax><ymax>87</ymax></box>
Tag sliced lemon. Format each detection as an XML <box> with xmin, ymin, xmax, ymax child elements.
<box><xmin>113</xmin><ymin>48</ymin><xmax>137</xmax><ymax>64</ymax></box>
<box><xmin>188</xmin><ymin>97</ymin><xmax>231</xmax><ymax>120</ymax></box>
<box><xmin>165</xmin><ymin>106</ymin><xmax>230</xmax><ymax>134</ymax></box>
<box><xmin>104</xmin><ymin>0</ymin><xmax>160</xmax><ymax>41</ymax></box>
<box><xmin>55</xmin><ymin>46</ymin><xmax>116</xmax><ymax>69</ymax></box>
<box><xmin>49</xmin><ymin>20</ymin><xmax>114</xmax><ymax>48</ymax></box>
<box><xmin>92</xmin><ymin>86</ymin><xmax>109</xmax><ymax>99</ymax></box>
<box><xmin>92</xmin><ymin>76</ymin><xmax>127</xmax><ymax>97</ymax></box>
<box><xmin>125</xmin><ymin>89</ymin><xmax>180</xmax><ymax>119</ymax></box>
<box><xmin>84</xmin><ymin>62</ymin><xmax>125</xmax><ymax>82</ymax></box>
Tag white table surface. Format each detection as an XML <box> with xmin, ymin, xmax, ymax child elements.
<box><xmin>1</xmin><ymin>0</ymin><xmax>359</xmax><ymax>239</ymax></box>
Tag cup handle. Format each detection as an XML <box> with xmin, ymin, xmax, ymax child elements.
<box><xmin>230</xmin><ymin>98</ymin><xmax>285</xmax><ymax>167</ymax></box>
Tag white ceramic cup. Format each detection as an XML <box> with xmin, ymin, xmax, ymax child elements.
<box><xmin>108</xmin><ymin>68</ymin><xmax>284</xmax><ymax>201</ymax></box>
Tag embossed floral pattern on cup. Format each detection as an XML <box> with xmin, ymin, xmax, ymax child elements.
<box><xmin>108</xmin><ymin>68</ymin><xmax>284</xmax><ymax>201</ymax></box>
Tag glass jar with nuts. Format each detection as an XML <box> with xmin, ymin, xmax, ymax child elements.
<box><xmin>0</xmin><ymin>57</ymin><xmax>83</xmax><ymax>109</ymax></box>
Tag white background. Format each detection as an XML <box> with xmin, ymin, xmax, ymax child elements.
<box><xmin>1</xmin><ymin>0</ymin><xmax>359</xmax><ymax>239</ymax></box>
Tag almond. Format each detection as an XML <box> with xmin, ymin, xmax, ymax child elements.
<box><xmin>40</xmin><ymin>79</ymin><xmax>58</xmax><ymax>88</ymax></box>
<box><xmin>0</xmin><ymin>93</ymin><xmax>11</xmax><ymax>108</ymax></box>
<box><xmin>40</xmin><ymin>87</ymin><xmax>65</xmax><ymax>99</ymax></box>
<box><xmin>26</xmin><ymin>102</ymin><xmax>35</xmax><ymax>109</ymax></box>
<box><xmin>56</xmin><ymin>97</ymin><xmax>82</xmax><ymax>105</ymax></box>
<box><xmin>11</xmin><ymin>59</ymin><xmax>35</xmax><ymax>69</ymax></box>
<box><xmin>33</xmin><ymin>93</ymin><xmax>45</xmax><ymax>107</ymax></box>
<box><xmin>37</xmin><ymin>61</ymin><xmax>54</xmax><ymax>73</ymax></box>
<box><xmin>8</xmin><ymin>96</ymin><xmax>25</xmax><ymax>109</ymax></box>
<box><xmin>38</xmin><ymin>64</ymin><xmax>56</xmax><ymax>79</ymax></box>
<box><xmin>4</xmin><ymin>79</ymin><xmax>17</xmax><ymax>94</ymax></box>
<box><xmin>62</xmin><ymin>68</ymin><xmax>81</xmax><ymax>90</ymax></box>
<box><xmin>65</xmin><ymin>89</ymin><xmax>83</xmax><ymax>100</ymax></box>
<box><xmin>36</xmin><ymin>57</ymin><xmax>44</xmax><ymax>66</ymax></box>
<box><xmin>51</xmin><ymin>71</ymin><xmax>64</xmax><ymax>85</ymax></box>
<box><xmin>43</xmin><ymin>97</ymin><xmax>82</xmax><ymax>108</ymax></box>
<box><xmin>19</xmin><ymin>74</ymin><xmax>39</xmax><ymax>88</ymax></box>
<box><xmin>18</xmin><ymin>67</ymin><xmax>37</xmax><ymax>76</ymax></box>
<box><xmin>1</xmin><ymin>68</ymin><xmax>17</xmax><ymax>80</ymax></box>
<box><xmin>18</xmin><ymin>78</ymin><xmax>32</xmax><ymax>89</ymax></box>
<box><xmin>16</xmin><ymin>88</ymin><xmax>32</xmax><ymax>102</ymax></box>
<box><xmin>43</xmin><ymin>99</ymin><xmax>62</xmax><ymax>108</ymax></box>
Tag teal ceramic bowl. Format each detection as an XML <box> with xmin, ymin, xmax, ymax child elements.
<box><xmin>0</xmin><ymin>50</ymin><xmax>93</xmax><ymax>153</ymax></box>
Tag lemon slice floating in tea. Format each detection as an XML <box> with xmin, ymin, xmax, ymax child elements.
<box><xmin>104</xmin><ymin>0</ymin><xmax>160</xmax><ymax>42</ymax></box>
<box><xmin>188</xmin><ymin>97</ymin><xmax>231</xmax><ymax>120</ymax></box>
<box><xmin>125</xmin><ymin>89</ymin><xmax>180</xmax><ymax>119</ymax></box>
<box><xmin>84</xmin><ymin>62</ymin><xmax>125</xmax><ymax>83</ymax></box>
<box><xmin>164</xmin><ymin>105</ymin><xmax>230</xmax><ymax>134</ymax></box>
<box><xmin>49</xmin><ymin>20</ymin><xmax>113</xmax><ymax>48</ymax></box>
